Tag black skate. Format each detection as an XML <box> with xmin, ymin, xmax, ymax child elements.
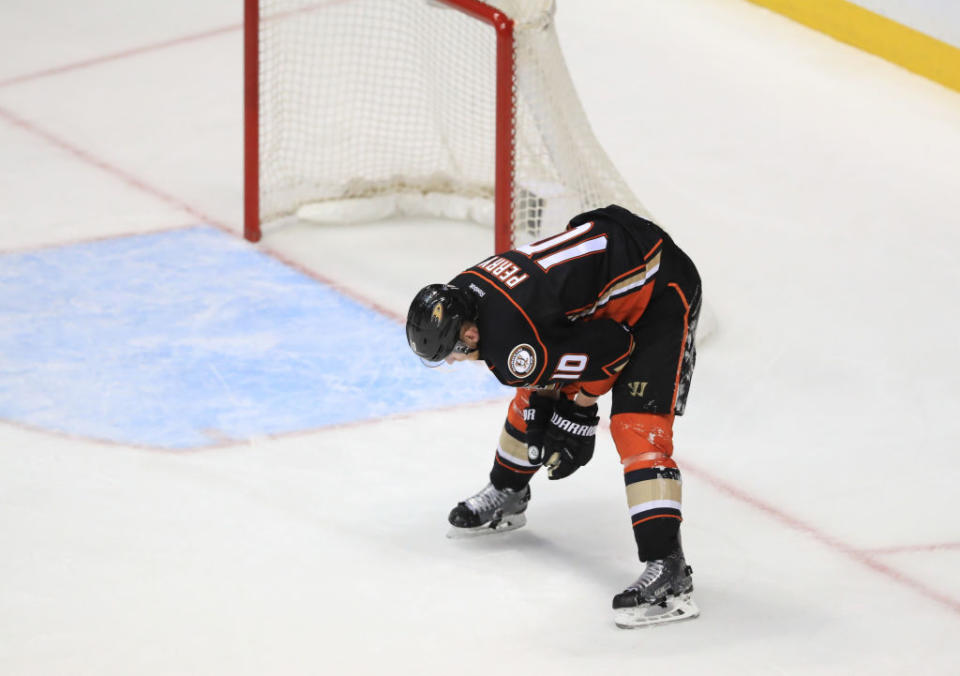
<box><xmin>612</xmin><ymin>546</ymin><xmax>700</xmax><ymax>628</ymax></box>
<box><xmin>447</xmin><ymin>483</ymin><xmax>530</xmax><ymax>538</ymax></box>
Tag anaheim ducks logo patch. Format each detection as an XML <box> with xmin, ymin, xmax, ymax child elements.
<box><xmin>507</xmin><ymin>344</ymin><xmax>537</xmax><ymax>379</ymax></box>
<box><xmin>431</xmin><ymin>302</ymin><xmax>444</xmax><ymax>324</ymax></box>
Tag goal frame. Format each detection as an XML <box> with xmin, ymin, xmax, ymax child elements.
<box><xmin>243</xmin><ymin>0</ymin><xmax>519</xmax><ymax>252</ymax></box>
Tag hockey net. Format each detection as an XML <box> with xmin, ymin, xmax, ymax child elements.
<box><xmin>245</xmin><ymin>0</ymin><xmax>650</xmax><ymax>250</ymax></box>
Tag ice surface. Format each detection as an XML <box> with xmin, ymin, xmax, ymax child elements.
<box><xmin>0</xmin><ymin>226</ymin><xmax>509</xmax><ymax>447</ymax></box>
<box><xmin>1</xmin><ymin>0</ymin><xmax>959</xmax><ymax>674</ymax></box>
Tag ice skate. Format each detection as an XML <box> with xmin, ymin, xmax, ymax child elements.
<box><xmin>447</xmin><ymin>483</ymin><xmax>530</xmax><ymax>538</ymax></box>
<box><xmin>612</xmin><ymin>546</ymin><xmax>699</xmax><ymax>628</ymax></box>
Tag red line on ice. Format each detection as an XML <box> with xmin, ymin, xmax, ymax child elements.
<box><xmin>0</xmin><ymin>23</ymin><xmax>240</xmax><ymax>89</ymax></box>
<box><xmin>859</xmin><ymin>542</ymin><xmax>960</xmax><ymax>555</ymax></box>
<box><xmin>0</xmin><ymin>2</ymin><xmax>350</xmax><ymax>89</ymax></box>
<box><xmin>681</xmin><ymin>459</ymin><xmax>960</xmax><ymax>617</ymax></box>
<box><xmin>0</xmin><ymin>106</ymin><xmax>231</xmax><ymax>234</ymax></box>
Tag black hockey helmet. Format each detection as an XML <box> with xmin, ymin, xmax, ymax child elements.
<box><xmin>406</xmin><ymin>283</ymin><xmax>478</xmax><ymax>365</ymax></box>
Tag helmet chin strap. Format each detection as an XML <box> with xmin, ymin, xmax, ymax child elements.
<box><xmin>451</xmin><ymin>340</ymin><xmax>477</xmax><ymax>356</ymax></box>
<box><xmin>419</xmin><ymin>340</ymin><xmax>477</xmax><ymax>368</ymax></box>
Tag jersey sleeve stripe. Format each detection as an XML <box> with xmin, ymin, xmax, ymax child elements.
<box><xmin>565</xmin><ymin>253</ymin><xmax>660</xmax><ymax>320</ymax></box>
<box><xmin>603</xmin><ymin>336</ymin><xmax>635</xmax><ymax>376</ymax></box>
<box><xmin>579</xmin><ymin>335</ymin><xmax>634</xmax><ymax>397</ymax></box>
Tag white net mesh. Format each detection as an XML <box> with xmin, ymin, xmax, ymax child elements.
<box><xmin>257</xmin><ymin>0</ymin><xmax>649</xmax><ymax>246</ymax></box>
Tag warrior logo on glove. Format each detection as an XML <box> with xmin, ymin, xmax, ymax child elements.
<box><xmin>538</xmin><ymin>397</ymin><xmax>599</xmax><ymax>480</ymax></box>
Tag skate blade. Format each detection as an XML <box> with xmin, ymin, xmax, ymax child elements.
<box><xmin>614</xmin><ymin>592</ymin><xmax>700</xmax><ymax>629</ymax></box>
<box><xmin>446</xmin><ymin>513</ymin><xmax>527</xmax><ymax>539</ymax></box>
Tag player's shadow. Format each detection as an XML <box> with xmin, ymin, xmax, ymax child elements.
<box><xmin>446</xmin><ymin>504</ymin><xmax>634</xmax><ymax>591</ymax></box>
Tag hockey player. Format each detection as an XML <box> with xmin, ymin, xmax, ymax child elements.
<box><xmin>405</xmin><ymin>205</ymin><xmax>702</xmax><ymax>628</ymax></box>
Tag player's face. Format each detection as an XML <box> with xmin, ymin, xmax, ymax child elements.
<box><xmin>445</xmin><ymin>322</ymin><xmax>480</xmax><ymax>364</ymax></box>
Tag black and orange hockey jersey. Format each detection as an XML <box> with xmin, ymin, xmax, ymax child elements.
<box><xmin>450</xmin><ymin>205</ymin><xmax>675</xmax><ymax>398</ymax></box>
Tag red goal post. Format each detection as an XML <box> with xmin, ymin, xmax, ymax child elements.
<box><xmin>244</xmin><ymin>0</ymin><xmax>649</xmax><ymax>252</ymax></box>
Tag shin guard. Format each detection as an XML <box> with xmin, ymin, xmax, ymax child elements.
<box><xmin>611</xmin><ymin>412</ymin><xmax>682</xmax><ymax>561</ymax></box>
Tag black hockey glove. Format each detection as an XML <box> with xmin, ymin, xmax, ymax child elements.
<box><xmin>541</xmin><ymin>397</ymin><xmax>599</xmax><ymax>480</ymax></box>
<box><xmin>524</xmin><ymin>392</ymin><xmax>556</xmax><ymax>466</ymax></box>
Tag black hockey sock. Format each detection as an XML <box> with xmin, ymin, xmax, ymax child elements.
<box><xmin>489</xmin><ymin>455</ymin><xmax>536</xmax><ymax>491</ymax></box>
<box><xmin>488</xmin><ymin>421</ymin><xmax>540</xmax><ymax>491</ymax></box>
<box><xmin>634</xmin><ymin>517</ymin><xmax>681</xmax><ymax>562</ymax></box>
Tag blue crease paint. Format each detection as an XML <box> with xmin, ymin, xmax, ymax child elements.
<box><xmin>0</xmin><ymin>227</ymin><xmax>509</xmax><ymax>448</ymax></box>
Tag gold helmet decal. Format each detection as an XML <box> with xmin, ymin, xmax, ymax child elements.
<box><xmin>431</xmin><ymin>301</ymin><xmax>444</xmax><ymax>324</ymax></box>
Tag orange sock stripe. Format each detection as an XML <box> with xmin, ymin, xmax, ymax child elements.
<box><xmin>631</xmin><ymin>514</ymin><xmax>683</xmax><ymax>527</ymax></box>
<box><xmin>494</xmin><ymin>453</ymin><xmax>539</xmax><ymax>475</ymax></box>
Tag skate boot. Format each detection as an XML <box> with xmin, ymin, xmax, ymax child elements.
<box><xmin>447</xmin><ymin>482</ymin><xmax>530</xmax><ymax>538</ymax></box>
<box><xmin>612</xmin><ymin>546</ymin><xmax>699</xmax><ymax>628</ymax></box>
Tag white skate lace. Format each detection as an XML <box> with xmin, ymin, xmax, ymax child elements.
<box><xmin>628</xmin><ymin>560</ymin><xmax>665</xmax><ymax>592</ymax></box>
<box><xmin>465</xmin><ymin>484</ymin><xmax>507</xmax><ymax>515</ymax></box>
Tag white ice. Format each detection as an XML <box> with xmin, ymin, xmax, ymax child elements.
<box><xmin>1</xmin><ymin>0</ymin><xmax>959</xmax><ymax>674</ymax></box>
